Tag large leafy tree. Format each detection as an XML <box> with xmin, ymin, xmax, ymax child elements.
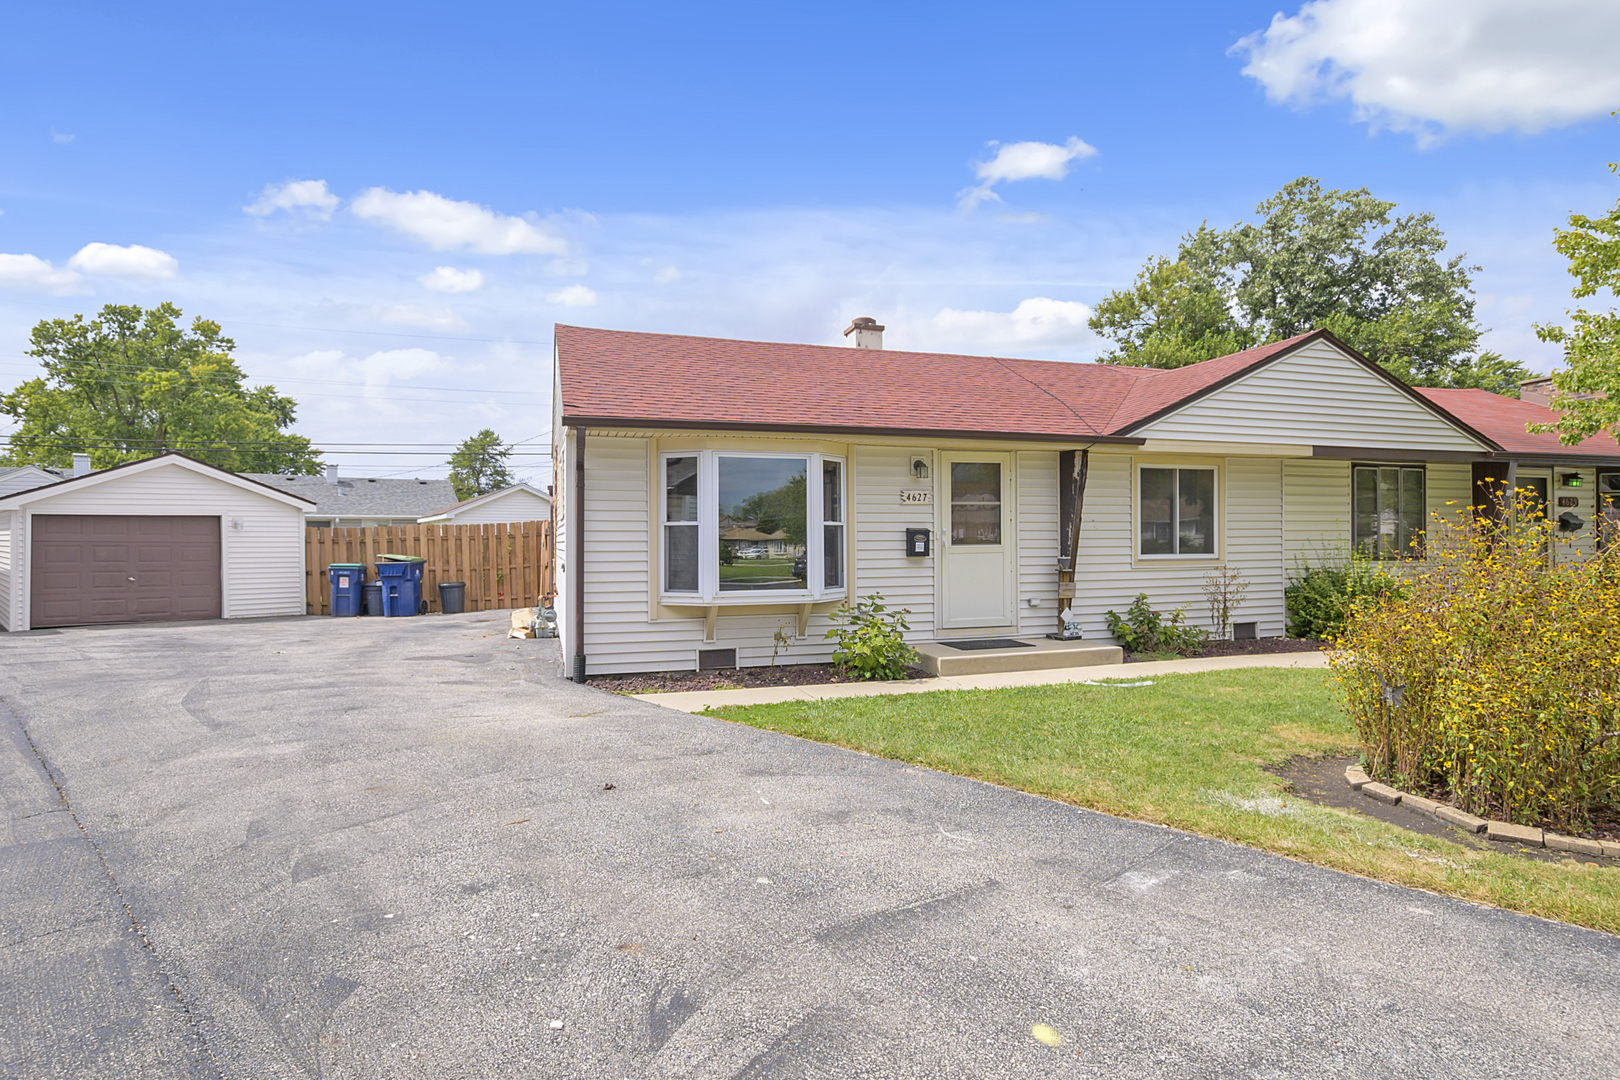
<box><xmin>448</xmin><ymin>428</ymin><xmax>515</xmax><ymax>501</ymax></box>
<box><xmin>1089</xmin><ymin>178</ymin><xmax>1531</xmax><ymax>394</ymax></box>
<box><xmin>1533</xmin><ymin>114</ymin><xmax>1620</xmax><ymax>446</ymax></box>
<box><xmin>1</xmin><ymin>303</ymin><xmax>320</xmax><ymax>473</ymax></box>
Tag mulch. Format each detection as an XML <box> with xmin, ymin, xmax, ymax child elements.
<box><xmin>586</xmin><ymin>664</ymin><xmax>935</xmax><ymax>695</ymax></box>
<box><xmin>1125</xmin><ymin>637</ymin><xmax>1327</xmax><ymax>663</ymax></box>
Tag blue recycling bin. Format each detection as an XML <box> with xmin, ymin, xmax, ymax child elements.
<box><xmin>327</xmin><ymin>563</ymin><xmax>365</xmax><ymax>617</ymax></box>
<box><xmin>375</xmin><ymin>557</ymin><xmax>425</xmax><ymax>617</ymax></box>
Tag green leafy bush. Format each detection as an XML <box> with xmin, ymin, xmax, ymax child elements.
<box><xmin>1103</xmin><ymin>593</ymin><xmax>1206</xmax><ymax>656</ymax></box>
<box><xmin>825</xmin><ymin>593</ymin><xmax>918</xmax><ymax>680</ymax></box>
<box><xmin>1285</xmin><ymin>557</ymin><xmax>1403</xmax><ymax>639</ymax></box>
<box><xmin>1333</xmin><ymin>508</ymin><xmax>1620</xmax><ymax>830</ymax></box>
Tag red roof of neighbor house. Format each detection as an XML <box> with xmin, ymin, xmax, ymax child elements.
<box><xmin>1413</xmin><ymin>388</ymin><xmax>1620</xmax><ymax>461</ymax></box>
<box><xmin>555</xmin><ymin>324</ymin><xmax>1334</xmax><ymax>442</ymax></box>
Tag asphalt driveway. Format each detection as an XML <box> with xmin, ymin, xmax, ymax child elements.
<box><xmin>2</xmin><ymin>613</ymin><xmax>1617</xmax><ymax>1079</ymax></box>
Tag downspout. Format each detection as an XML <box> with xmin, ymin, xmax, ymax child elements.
<box><xmin>570</xmin><ymin>425</ymin><xmax>587</xmax><ymax>682</ymax></box>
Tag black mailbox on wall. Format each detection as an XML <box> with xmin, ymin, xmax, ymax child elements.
<box><xmin>905</xmin><ymin>528</ymin><xmax>931</xmax><ymax>557</ymax></box>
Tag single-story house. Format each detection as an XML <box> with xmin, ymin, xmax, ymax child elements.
<box><xmin>550</xmin><ymin>321</ymin><xmax>1620</xmax><ymax>677</ymax></box>
<box><xmin>0</xmin><ymin>463</ymin><xmax>71</xmax><ymax>497</ymax></box>
<box><xmin>0</xmin><ymin>452</ymin><xmax>313</xmax><ymax>631</ymax></box>
<box><xmin>417</xmin><ymin>482</ymin><xmax>552</xmax><ymax>524</ymax></box>
<box><xmin>245</xmin><ymin>465</ymin><xmax>458</xmax><ymax>528</ymax></box>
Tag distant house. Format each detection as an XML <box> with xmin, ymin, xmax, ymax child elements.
<box><xmin>0</xmin><ymin>454</ymin><xmax>95</xmax><ymax>497</ymax></box>
<box><xmin>417</xmin><ymin>482</ymin><xmax>552</xmax><ymax>525</ymax></box>
<box><xmin>245</xmin><ymin>465</ymin><xmax>457</xmax><ymax>528</ymax></box>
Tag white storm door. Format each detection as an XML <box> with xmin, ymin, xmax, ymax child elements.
<box><xmin>940</xmin><ymin>453</ymin><xmax>1014</xmax><ymax>628</ymax></box>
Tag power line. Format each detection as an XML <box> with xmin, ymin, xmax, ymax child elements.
<box><xmin>0</xmin><ymin>357</ymin><xmax>551</xmax><ymax>400</ymax></box>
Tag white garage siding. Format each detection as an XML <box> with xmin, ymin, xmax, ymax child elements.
<box><xmin>7</xmin><ymin>461</ymin><xmax>306</xmax><ymax>629</ymax></box>
<box><xmin>0</xmin><ymin>509</ymin><xmax>13</xmax><ymax>631</ymax></box>
<box><xmin>1134</xmin><ymin>339</ymin><xmax>1487</xmax><ymax>453</ymax></box>
<box><xmin>439</xmin><ymin>488</ymin><xmax>552</xmax><ymax>524</ymax></box>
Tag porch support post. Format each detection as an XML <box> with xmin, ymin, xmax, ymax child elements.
<box><xmin>1058</xmin><ymin>446</ymin><xmax>1091</xmax><ymax>632</ymax></box>
<box><xmin>570</xmin><ymin>425</ymin><xmax>587</xmax><ymax>682</ymax></box>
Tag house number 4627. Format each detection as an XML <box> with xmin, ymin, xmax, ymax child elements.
<box><xmin>900</xmin><ymin>489</ymin><xmax>933</xmax><ymax>504</ymax></box>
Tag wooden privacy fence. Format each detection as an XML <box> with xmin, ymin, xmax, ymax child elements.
<box><xmin>305</xmin><ymin>521</ymin><xmax>554</xmax><ymax>616</ymax></box>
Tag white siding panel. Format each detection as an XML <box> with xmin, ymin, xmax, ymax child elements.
<box><xmin>1136</xmin><ymin>340</ymin><xmax>1485</xmax><ymax>452</ymax></box>
<box><xmin>0</xmin><ymin>510</ymin><xmax>12</xmax><ymax>631</ymax></box>
<box><xmin>1283</xmin><ymin>458</ymin><xmax>1352</xmax><ymax>569</ymax></box>
<box><xmin>443</xmin><ymin>488</ymin><xmax>551</xmax><ymax>524</ymax></box>
<box><xmin>1016</xmin><ymin>452</ymin><xmax>1060</xmax><ymax>636</ymax></box>
<box><xmin>17</xmin><ymin>463</ymin><xmax>305</xmax><ymax>624</ymax></box>
<box><xmin>852</xmin><ymin>444</ymin><xmax>937</xmax><ymax>642</ymax></box>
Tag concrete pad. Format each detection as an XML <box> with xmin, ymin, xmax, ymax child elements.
<box><xmin>1487</xmin><ymin>820</ymin><xmax>1546</xmax><ymax>846</ymax></box>
<box><xmin>913</xmin><ymin>636</ymin><xmax>1122</xmax><ymax>677</ymax></box>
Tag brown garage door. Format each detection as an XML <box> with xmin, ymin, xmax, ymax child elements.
<box><xmin>31</xmin><ymin>515</ymin><xmax>222</xmax><ymax>628</ymax></box>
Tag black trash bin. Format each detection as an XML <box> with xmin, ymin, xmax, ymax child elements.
<box><xmin>363</xmin><ymin>581</ymin><xmax>383</xmax><ymax>616</ymax></box>
<box><xmin>439</xmin><ymin>581</ymin><xmax>467</xmax><ymax>615</ymax></box>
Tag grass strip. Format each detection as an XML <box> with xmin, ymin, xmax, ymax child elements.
<box><xmin>706</xmin><ymin>667</ymin><xmax>1620</xmax><ymax>934</ymax></box>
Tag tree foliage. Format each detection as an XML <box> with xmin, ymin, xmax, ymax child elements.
<box><xmin>1089</xmin><ymin>177</ymin><xmax>1530</xmax><ymax>393</ymax></box>
<box><xmin>1</xmin><ymin>303</ymin><xmax>320</xmax><ymax>473</ymax></box>
<box><xmin>1533</xmin><ymin>113</ymin><xmax>1620</xmax><ymax>446</ymax></box>
<box><xmin>448</xmin><ymin>429</ymin><xmax>515</xmax><ymax>501</ymax></box>
<box><xmin>733</xmin><ymin>471</ymin><xmax>807</xmax><ymax>546</ymax></box>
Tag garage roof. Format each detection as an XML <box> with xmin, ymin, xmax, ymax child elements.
<box><xmin>0</xmin><ymin>452</ymin><xmax>317</xmax><ymax>509</ymax></box>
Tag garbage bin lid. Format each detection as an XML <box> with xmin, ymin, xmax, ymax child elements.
<box><xmin>377</xmin><ymin>553</ymin><xmax>426</xmax><ymax>562</ymax></box>
<box><xmin>328</xmin><ymin>563</ymin><xmax>366</xmax><ymax>569</ymax></box>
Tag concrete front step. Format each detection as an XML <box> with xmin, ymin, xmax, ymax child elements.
<box><xmin>913</xmin><ymin>637</ymin><xmax>1124</xmax><ymax>677</ymax></box>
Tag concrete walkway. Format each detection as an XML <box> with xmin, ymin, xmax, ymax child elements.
<box><xmin>639</xmin><ymin>649</ymin><xmax>1331</xmax><ymax>712</ymax></box>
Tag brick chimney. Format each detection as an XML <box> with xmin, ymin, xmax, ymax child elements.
<box><xmin>1520</xmin><ymin>375</ymin><xmax>1605</xmax><ymax>409</ymax></box>
<box><xmin>843</xmin><ymin>317</ymin><xmax>885</xmax><ymax>350</ymax></box>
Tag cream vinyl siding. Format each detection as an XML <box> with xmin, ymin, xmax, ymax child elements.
<box><xmin>553</xmin><ymin>433</ymin><xmax>570</xmax><ymax>657</ymax></box>
<box><xmin>11</xmin><ymin>463</ymin><xmax>305</xmax><ymax>627</ymax></box>
<box><xmin>1134</xmin><ymin>339</ymin><xmax>1486</xmax><ymax>452</ymax></box>
<box><xmin>0</xmin><ymin>510</ymin><xmax>13</xmax><ymax>631</ymax></box>
<box><xmin>1071</xmin><ymin>453</ymin><xmax>1287</xmax><ymax>640</ymax></box>
<box><xmin>852</xmin><ymin>444</ymin><xmax>937</xmax><ymax>640</ymax></box>
<box><xmin>1016</xmin><ymin>452</ymin><xmax>1060</xmax><ymax>636</ymax></box>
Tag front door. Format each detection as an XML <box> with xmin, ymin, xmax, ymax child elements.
<box><xmin>940</xmin><ymin>454</ymin><xmax>1014</xmax><ymax>628</ymax></box>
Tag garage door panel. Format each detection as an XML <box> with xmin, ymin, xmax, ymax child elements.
<box><xmin>31</xmin><ymin>515</ymin><xmax>221</xmax><ymax>628</ymax></box>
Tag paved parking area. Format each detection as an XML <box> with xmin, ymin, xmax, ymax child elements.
<box><xmin>2</xmin><ymin>613</ymin><xmax>1617</xmax><ymax>1079</ymax></box>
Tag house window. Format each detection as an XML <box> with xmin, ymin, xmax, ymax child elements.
<box><xmin>660</xmin><ymin>450</ymin><xmax>847</xmax><ymax>601</ymax></box>
<box><xmin>950</xmin><ymin>462</ymin><xmax>1002</xmax><ymax>544</ymax></box>
<box><xmin>1139</xmin><ymin>467</ymin><xmax>1216</xmax><ymax>556</ymax></box>
<box><xmin>1599</xmin><ymin>472</ymin><xmax>1620</xmax><ymax>549</ymax></box>
<box><xmin>1353</xmin><ymin>465</ymin><xmax>1426</xmax><ymax>559</ymax></box>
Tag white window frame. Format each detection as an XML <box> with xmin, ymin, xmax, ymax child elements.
<box><xmin>659</xmin><ymin>450</ymin><xmax>848</xmax><ymax>604</ymax></box>
<box><xmin>1136</xmin><ymin>463</ymin><xmax>1220</xmax><ymax>560</ymax></box>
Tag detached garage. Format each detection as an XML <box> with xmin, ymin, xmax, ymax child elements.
<box><xmin>0</xmin><ymin>453</ymin><xmax>313</xmax><ymax>632</ymax></box>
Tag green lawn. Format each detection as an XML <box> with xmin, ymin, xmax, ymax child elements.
<box><xmin>706</xmin><ymin>668</ymin><xmax>1620</xmax><ymax>934</ymax></box>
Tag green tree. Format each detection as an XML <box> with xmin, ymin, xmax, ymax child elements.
<box><xmin>1532</xmin><ymin>113</ymin><xmax>1620</xmax><ymax>446</ymax></box>
<box><xmin>1</xmin><ymin>303</ymin><xmax>321</xmax><ymax>473</ymax></box>
<box><xmin>1089</xmin><ymin>178</ymin><xmax>1531</xmax><ymax>393</ymax></box>
<box><xmin>448</xmin><ymin>429</ymin><xmax>515</xmax><ymax>501</ymax></box>
<box><xmin>734</xmin><ymin>471</ymin><xmax>807</xmax><ymax>546</ymax></box>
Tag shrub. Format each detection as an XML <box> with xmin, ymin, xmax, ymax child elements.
<box><xmin>1104</xmin><ymin>593</ymin><xmax>1206</xmax><ymax>656</ymax></box>
<box><xmin>1285</xmin><ymin>556</ymin><xmax>1403</xmax><ymax>639</ymax></box>
<box><xmin>1332</xmin><ymin>506</ymin><xmax>1620</xmax><ymax>830</ymax></box>
<box><xmin>825</xmin><ymin>593</ymin><xmax>918</xmax><ymax>680</ymax></box>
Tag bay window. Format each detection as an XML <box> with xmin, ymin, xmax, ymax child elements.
<box><xmin>1352</xmin><ymin>465</ymin><xmax>1426</xmax><ymax>559</ymax></box>
<box><xmin>1139</xmin><ymin>466</ymin><xmax>1216</xmax><ymax>556</ymax></box>
<box><xmin>660</xmin><ymin>451</ymin><xmax>847</xmax><ymax>601</ymax></box>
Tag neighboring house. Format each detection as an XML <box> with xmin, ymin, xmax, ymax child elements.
<box><xmin>551</xmin><ymin>321</ymin><xmax>1620</xmax><ymax>676</ymax></box>
<box><xmin>0</xmin><ymin>452</ymin><xmax>313</xmax><ymax>632</ymax></box>
<box><xmin>0</xmin><ymin>454</ymin><xmax>95</xmax><ymax>497</ymax></box>
<box><xmin>417</xmin><ymin>482</ymin><xmax>552</xmax><ymax>524</ymax></box>
<box><xmin>245</xmin><ymin>465</ymin><xmax>457</xmax><ymax>528</ymax></box>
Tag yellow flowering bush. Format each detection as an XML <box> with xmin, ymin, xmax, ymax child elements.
<box><xmin>1332</xmin><ymin>502</ymin><xmax>1620</xmax><ymax>830</ymax></box>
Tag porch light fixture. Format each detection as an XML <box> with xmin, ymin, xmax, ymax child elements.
<box><xmin>911</xmin><ymin>456</ymin><xmax>930</xmax><ymax>480</ymax></box>
<box><xmin>1562</xmin><ymin>473</ymin><xmax>1584</xmax><ymax>488</ymax></box>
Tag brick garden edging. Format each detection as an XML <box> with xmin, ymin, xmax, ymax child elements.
<box><xmin>1343</xmin><ymin>765</ymin><xmax>1620</xmax><ymax>859</ymax></box>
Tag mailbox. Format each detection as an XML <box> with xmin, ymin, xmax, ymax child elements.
<box><xmin>905</xmin><ymin>528</ymin><xmax>931</xmax><ymax>557</ymax></box>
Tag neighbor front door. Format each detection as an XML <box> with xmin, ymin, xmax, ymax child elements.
<box><xmin>940</xmin><ymin>453</ymin><xmax>1015</xmax><ymax>629</ymax></box>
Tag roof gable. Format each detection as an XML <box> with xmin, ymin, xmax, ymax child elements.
<box><xmin>0</xmin><ymin>452</ymin><xmax>316</xmax><ymax>510</ymax></box>
<box><xmin>419</xmin><ymin>482</ymin><xmax>552</xmax><ymax>521</ymax></box>
<box><xmin>1127</xmin><ymin>335</ymin><xmax>1489</xmax><ymax>452</ymax></box>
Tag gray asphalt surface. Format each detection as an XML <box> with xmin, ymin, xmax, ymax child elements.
<box><xmin>1</xmin><ymin>612</ymin><xmax>1616</xmax><ymax>1079</ymax></box>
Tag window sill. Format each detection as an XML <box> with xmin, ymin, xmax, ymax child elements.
<box><xmin>1135</xmin><ymin>553</ymin><xmax>1221</xmax><ymax>561</ymax></box>
<box><xmin>660</xmin><ymin>592</ymin><xmax>847</xmax><ymax>607</ymax></box>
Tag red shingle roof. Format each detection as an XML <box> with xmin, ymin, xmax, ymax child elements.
<box><xmin>555</xmin><ymin>325</ymin><xmax>1324</xmax><ymax>441</ymax></box>
<box><xmin>1413</xmin><ymin>388</ymin><xmax>1620</xmax><ymax>461</ymax></box>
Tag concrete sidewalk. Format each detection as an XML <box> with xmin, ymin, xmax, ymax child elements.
<box><xmin>639</xmin><ymin>649</ymin><xmax>1331</xmax><ymax>712</ymax></box>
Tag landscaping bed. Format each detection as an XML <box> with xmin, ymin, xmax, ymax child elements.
<box><xmin>705</xmin><ymin>668</ymin><xmax>1620</xmax><ymax>933</ymax></box>
<box><xmin>1126</xmin><ymin>636</ymin><xmax>1326</xmax><ymax>663</ymax></box>
<box><xmin>587</xmin><ymin>664</ymin><xmax>934</xmax><ymax>695</ymax></box>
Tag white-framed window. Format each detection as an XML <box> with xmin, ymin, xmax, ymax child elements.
<box><xmin>1138</xmin><ymin>465</ymin><xmax>1217</xmax><ymax>557</ymax></box>
<box><xmin>1352</xmin><ymin>464</ymin><xmax>1426</xmax><ymax>560</ymax></box>
<box><xmin>660</xmin><ymin>450</ymin><xmax>848</xmax><ymax>602</ymax></box>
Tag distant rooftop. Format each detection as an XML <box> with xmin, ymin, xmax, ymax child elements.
<box><xmin>243</xmin><ymin>473</ymin><xmax>458</xmax><ymax>517</ymax></box>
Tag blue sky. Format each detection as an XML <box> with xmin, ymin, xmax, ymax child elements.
<box><xmin>2</xmin><ymin>1</ymin><xmax>1618</xmax><ymax>478</ymax></box>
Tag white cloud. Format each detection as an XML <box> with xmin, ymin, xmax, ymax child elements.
<box><xmin>930</xmin><ymin>298</ymin><xmax>1096</xmax><ymax>349</ymax></box>
<box><xmin>66</xmin><ymin>242</ymin><xmax>178</xmax><ymax>279</ymax></box>
<box><xmin>546</xmin><ymin>284</ymin><xmax>598</xmax><ymax>307</ymax></box>
<box><xmin>372</xmin><ymin>304</ymin><xmax>469</xmax><ymax>331</ymax></box>
<box><xmin>1234</xmin><ymin>0</ymin><xmax>1620</xmax><ymax>143</ymax></box>
<box><xmin>418</xmin><ymin>266</ymin><xmax>485</xmax><ymax>293</ymax></box>
<box><xmin>0</xmin><ymin>253</ymin><xmax>80</xmax><ymax>293</ymax></box>
<box><xmin>351</xmin><ymin>187</ymin><xmax>568</xmax><ymax>255</ymax></box>
<box><xmin>653</xmin><ymin>265</ymin><xmax>682</xmax><ymax>284</ymax></box>
<box><xmin>287</xmin><ymin>347</ymin><xmax>448</xmax><ymax>417</ymax></box>
<box><xmin>246</xmin><ymin>179</ymin><xmax>340</xmax><ymax>220</ymax></box>
<box><xmin>959</xmin><ymin>137</ymin><xmax>1098</xmax><ymax>210</ymax></box>
<box><xmin>50</xmin><ymin>129</ymin><xmax>74</xmax><ymax>144</ymax></box>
